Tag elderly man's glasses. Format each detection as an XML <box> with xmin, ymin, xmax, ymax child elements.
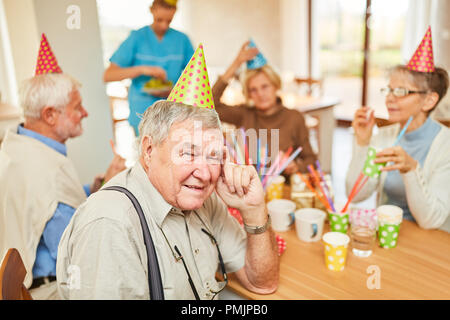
<box><xmin>380</xmin><ymin>87</ymin><xmax>428</xmax><ymax>98</ymax></box>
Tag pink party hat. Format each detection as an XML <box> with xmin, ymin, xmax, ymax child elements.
<box><xmin>35</xmin><ymin>33</ymin><xmax>63</xmax><ymax>76</ymax></box>
<box><xmin>167</xmin><ymin>44</ymin><xmax>215</xmax><ymax>110</ymax></box>
<box><xmin>407</xmin><ymin>26</ymin><xmax>435</xmax><ymax>73</ymax></box>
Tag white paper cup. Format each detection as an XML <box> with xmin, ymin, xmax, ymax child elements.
<box><xmin>376</xmin><ymin>205</ymin><xmax>403</xmax><ymax>225</ymax></box>
<box><xmin>267</xmin><ymin>199</ymin><xmax>296</xmax><ymax>232</ymax></box>
<box><xmin>295</xmin><ymin>208</ymin><xmax>326</xmax><ymax>242</ymax></box>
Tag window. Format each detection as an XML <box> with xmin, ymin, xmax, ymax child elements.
<box><xmin>317</xmin><ymin>0</ymin><xmax>410</xmax><ymax>121</ymax></box>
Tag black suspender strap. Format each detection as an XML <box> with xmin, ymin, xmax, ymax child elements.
<box><xmin>103</xmin><ymin>186</ymin><xmax>164</xmax><ymax>300</ymax></box>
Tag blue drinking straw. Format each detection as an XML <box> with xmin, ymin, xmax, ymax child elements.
<box><xmin>393</xmin><ymin>116</ymin><xmax>413</xmax><ymax>146</ymax></box>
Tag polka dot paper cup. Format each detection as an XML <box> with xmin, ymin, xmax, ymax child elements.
<box><xmin>378</xmin><ymin>223</ymin><xmax>400</xmax><ymax>248</ymax></box>
<box><xmin>328</xmin><ymin>211</ymin><xmax>349</xmax><ymax>234</ymax></box>
<box><xmin>323</xmin><ymin>232</ymin><xmax>350</xmax><ymax>272</ymax></box>
<box><xmin>266</xmin><ymin>175</ymin><xmax>285</xmax><ymax>202</ymax></box>
<box><xmin>376</xmin><ymin>205</ymin><xmax>403</xmax><ymax>248</ymax></box>
<box><xmin>363</xmin><ymin>146</ymin><xmax>386</xmax><ymax>178</ymax></box>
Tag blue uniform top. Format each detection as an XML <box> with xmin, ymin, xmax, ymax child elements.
<box><xmin>110</xmin><ymin>26</ymin><xmax>194</xmax><ymax>133</ymax></box>
<box><xmin>384</xmin><ymin>117</ymin><xmax>441</xmax><ymax>222</ymax></box>
<box><xmin>17</xmin><ymin>125</ymin><xmax>90</xmax><ymax>278</ymax></box>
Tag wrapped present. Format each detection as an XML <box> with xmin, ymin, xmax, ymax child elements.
<box><xmin>228</xmin><ymin>207</ymin><xmax>286</xmax><ymax>256</ymax></box>
<box><xmin>290</xmin><ymin>173</ymin><xmax>333</xmax><ymax>212</ymax></box>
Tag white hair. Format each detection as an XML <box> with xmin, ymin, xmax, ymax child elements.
<box><xmin>19</xmin><ymin>73</ymin><xmax>81</xmax><ymax>119</ymax></box>
<box><xmin>138</xmin><ymin>100</ymin><xmax>222</xmax><ymax>155</ymax></box>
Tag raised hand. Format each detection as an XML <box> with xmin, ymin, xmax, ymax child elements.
<box><xmin>352</xmin><ymin>107</ymin><xmax>376</xmax><ymax>146</ymax></box>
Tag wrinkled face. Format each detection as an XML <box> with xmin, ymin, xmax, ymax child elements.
<box><xmin>54</xmin><ymin>89</ymin><xmax>88</xmax><ymax>142</ymax></box>
<box><xmin>247</xmin><ymin>72</ymin><xmax>278</xmax><ymax>111</ymax></box>
<box><xmin>144</xmin><ymin>120</ymin><xmax>224</xmax><ymax>211</ymax></box>
<box><xmin>385</xmin><ymin>72</ymin><xmax>428</xmax><ymax>124</ymax></box>
<box><xmin>150</xmin><ymin>6</ymin><xmax>176</xmax><ymax>37</ymax></box>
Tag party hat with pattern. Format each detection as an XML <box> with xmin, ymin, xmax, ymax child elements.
<box><xmin>35</xmin><ymin>33</ymin><xmax>63</xmax><ymax>75</ymax></box>
<box><xmin>164</xmin><ymin>0</ymin><xmax>177</xmax><ymax>6</ymax></box>
<box><xmin>406</xmin><ymin>26</ymin><xmax>435</xmax><ymax>73</ymax></box>
<box><xmin>247</xmin><ymin>39</ymin><xmax>267</xmax><ymax>70</ymax></box>
<box><xmin>167</xmin><ymin>44</ymin><xmax>215</xmax><ymax>109</ymax></box>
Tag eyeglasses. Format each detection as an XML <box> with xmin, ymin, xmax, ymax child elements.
<box><xmin>380</xmin><ymin>87</ymin><xmax>428</xmax><ymax>98</ymax></box>
<box><xmin>160</xmin><ymin>225</ymin><xmax>228</xmax><ymax>300</ymax></box>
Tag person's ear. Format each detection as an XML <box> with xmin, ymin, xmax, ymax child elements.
<box><xmin>41</xmin><ymin>106</ymin><xmax>60</xmax><ymax>126</ymax></box>
<box><xmin>422</xmin><ymin>92</ymin><xmax>439</xmax><ymax>113</ymax></box>
<box><xmin>141</xmin><ymin>135</ymin><xmax>154</xmax><ymax>164</ymax></box>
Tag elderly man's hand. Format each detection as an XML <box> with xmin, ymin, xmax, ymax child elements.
<box><xmin>216</xmin><ymin>153</ymin><xmax>266</xmax><ymax>225</ymax></box>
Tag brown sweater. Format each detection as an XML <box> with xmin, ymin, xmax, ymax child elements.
<box><xmin>212</xmin><ymin>77</ymin><xmax>317</xmax><ymax>173</ymax></box>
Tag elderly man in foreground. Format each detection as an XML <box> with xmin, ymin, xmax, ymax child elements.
<box><xmin>57</xmin><ymin>100</ymin><xmax>279</xmax><ymax>300</ymax></box>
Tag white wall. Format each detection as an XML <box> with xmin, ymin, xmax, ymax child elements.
<box><xmin>181</xmin><ymin>0</ymin><xmax>282</xmax><ymax>80</ymax></box>
<box><xmin>32</xmin><ymin>0</ymin><xmax>114</xmax><ymax>183</ymax></box>
<box><xmin>2</xmin><ymin>0</ymin><xmax>114</xmax><ymax>183</ymax></box>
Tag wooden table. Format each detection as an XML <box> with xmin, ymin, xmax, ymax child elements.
<box><xmin>227</xmin><ymin>189</ymin><xmax>450</xmax><ymax>300</ymax></box>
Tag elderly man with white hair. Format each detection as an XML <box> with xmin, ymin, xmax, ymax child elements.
<box><xmin>56</xmin><ymin>45</ymin><xmax>279</xmax><ymax>300</ymax></box>
<box><xmin>0</xmin><ymin>34</ymin><xmax>125</xmax><ymax>300</ymax></box>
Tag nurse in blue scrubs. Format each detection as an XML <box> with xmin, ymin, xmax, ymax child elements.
<box><xmin>103</xmin><ymin>0</ymin><xmax>194</xmax><ymax>134</ymax></box>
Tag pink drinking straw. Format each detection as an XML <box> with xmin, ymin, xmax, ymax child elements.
<box><xmin>261</xmin><ymin>151</ymin><xmax>283</xmax><ymax>188</ymax></box>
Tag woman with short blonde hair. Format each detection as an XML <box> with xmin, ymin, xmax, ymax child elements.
<box><xmin>212</xmin><ymin>41</ymin><xmax>317</xmax><ymax>174</ymax></box>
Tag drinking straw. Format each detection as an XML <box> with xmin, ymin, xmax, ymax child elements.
<box><xmin>278</xmin><ymin>146</ymin><xmax>293</xmax><ymax>169</ymax></box>
<box><xmin>231</xmin><ymin>131</ymin><xmax>244</xmax><ymax>165</ymax></box>
<box><xmin>224</xmin><ymin>138</ymin><xmax>237</xmax><ymax>164</ymax></box>
<box><xmin>353</xmin><ymin>175</ymin><xmax>369</xmax><ymax>199</ymax></box>
<box><xmin>261</xmin><ymin>151</ymin><xmax>283</xmax><ymax>187</ymax></box>
<box><xmin>296</xmin><ymin>172</ymin><xmax>331</xmax><ymax>210</ymax></box>
<box><xmin>315</xmin><ymin>160</ymin><xmax>336</xmax><ymax>212</ymax></box>
<box><xmin>256</xmin><ymin>138</ymin><xmax>261</xmax><ymax>173</ymax></box>
<box><xmin>342</xmin><ymin>172</ymin><xmax>365</xmax><ymax>213</ymax></box>
<box><xmin>274</xmin><ymin>146</ymin><xmax>302</xmax><ymax>177</ymax></box>
<box><xmin>393</xmin><ymin>116</ymin><xmax>413</xmax><ymax>146</ymax></box>
<box><xmin>308</xmin><ymin>164</ymin><xmax>334</xmax><ymax>212</ymax></box>
<box><xmin>260</xmin><ymin>142</ymin><xmax>269</xmax><ymax>177</ymax></box>
<box><xmin>264</xmin><ymin>147</ymin><xmax>303</xmax><ymax>190</ymax></box>
<box><xmin>240</xmin><ymin>127</ymin><xmax>249</xmax><ymax>165</ymax></box>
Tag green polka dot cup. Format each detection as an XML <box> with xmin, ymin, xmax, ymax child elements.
<box><xmin>328</xmin><ymin>212</ymin><xmax>349</xmax><ymax>233</ymax></box>
<box><xmin>378</xmin><ymin>223</ymin><xmax>400</xmax><ymax>248</ymax></box>
<box><xmin>376</xmin><ymin>205</ymin><xmax>403</xmax><ymax>248</ymax></box>
<box><xmin>363</xmin><ymin>146</ymin><xmax>386</xmax><ymax>178</ymax></box>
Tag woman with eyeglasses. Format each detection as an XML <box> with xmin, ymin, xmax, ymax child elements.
<box><xmin>346</xmin><ymin>63</ymin><xmax>450</xmax><ymax>232</ymax></box>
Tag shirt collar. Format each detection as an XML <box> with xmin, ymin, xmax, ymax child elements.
<box><xmin>403</xmin><ymin>117</ymin><xmax>439</xmax><ymax>141</ymax></box>
<box><xmin>17</xmin><ymin>124</ymin><xmax>67</xmax><ymax>156</ymax></box>
<box><xmin>129</xmin><ymin>161</ymin><xmax>179</xmax><ymax>227</ymax></box>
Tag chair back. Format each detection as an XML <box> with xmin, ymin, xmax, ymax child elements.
<box><xmin>0</xmin><ymin>248</ymin><xmax>33</xmax><ymax>300</ymax></box>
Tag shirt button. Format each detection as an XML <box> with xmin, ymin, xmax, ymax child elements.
<box><xmin>194</xmin><ymin>248</ymin><xmax>199</xmax><ymax>254</ymax></box>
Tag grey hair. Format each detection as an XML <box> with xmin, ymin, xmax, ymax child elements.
<box><xmin>138</xmin><ymin>100</ymin><xmax>222</xmax><ymax>155</ymax></box>
<box><xmin>19</xmin><ymin>73</ymin><xmax>81</xmax><ymax>119</ymax></box>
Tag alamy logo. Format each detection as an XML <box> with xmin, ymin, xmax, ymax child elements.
<box><xmin>366</xmin><ymin>265</ymin><xmax>381</xmax><ymax>289</ymax></box>
<box><xmin>66</xmin><ymin>5</ymin><xmax>81</xmax><ymax>30</ymax></box>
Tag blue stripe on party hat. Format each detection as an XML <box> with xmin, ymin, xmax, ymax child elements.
<box><xmin>246</xmin><ymin>39</ymin><xmax>268</xmax><ymax>70</ymax></box>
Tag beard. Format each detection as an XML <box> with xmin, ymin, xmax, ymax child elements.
<box><xmin>54</xmin><ymin>114</ymin><xmax>83</xmax><ymax>142</ymax></box>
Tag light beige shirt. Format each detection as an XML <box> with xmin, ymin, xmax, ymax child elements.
<box><xmin>57</xmin><ymin>162</ymin><xmax>247</xmax><ymax>300</ymax></box>
<box><xmin>0</xmin><ymin>128</ymin><xmax>86</xmax><ymax>288</ymax></box>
